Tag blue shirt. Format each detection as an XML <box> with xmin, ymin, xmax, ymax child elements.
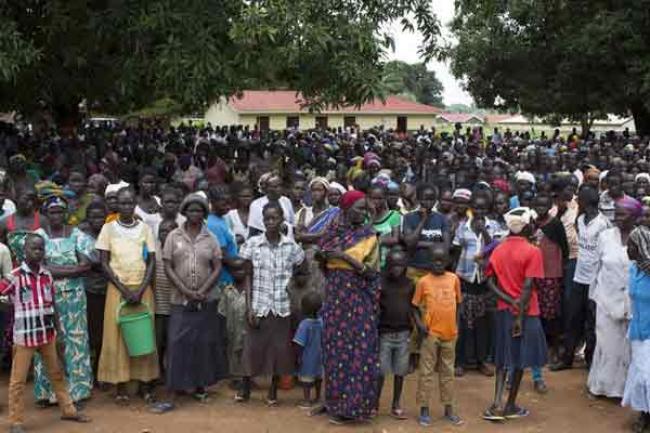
<box><xmin>206</xmin><ymin>214</ymin><xmax>238</xmax><ymax>285</ymax></box>
<box><xmin>402</xmin><ymin>211</ymin><xmax>449</xmax><ymax>269</ymax></box>
<box><xmin>293</xmin><ymin>317</ymin><xmax>323</xmax><ymax>378</ymax></box>
<box><xmin>629</xmin><ymin>264</ymin><xmax>650</xmax><ymax>342</ymax></box>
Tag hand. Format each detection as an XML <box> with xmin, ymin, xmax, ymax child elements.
<box><xmin>247</xmin><ymin>310</ymin><xmax>260</xmax><ymax>329</ymax></box>
<box><xmin>125</xmin><ymin>292</ymin><xmax>139</xmax><ymax>305</ymax></box>
<box><xmin>417</xmin><ymin>324</ymin><xmax>428</xmax><ymax>337</ymax></box>
<box><xmin>512</xmin><ymin>316</ymin><xmax>523</xmax><ymax>338</ymax></box>
<box><xmin>419</xmin><ymin>206</ymin><xmax>430</xmax><ymax>219</ymax></box>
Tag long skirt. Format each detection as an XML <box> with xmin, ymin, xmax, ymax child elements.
<box><xmin>494</xmin><ymin>310</ymin><xmax>547</xmax><ymax>370</ymax></box>
<box><xmin>33</xmin><ymin>286</ymin><xmax>93</xmax><ymax>402</ymax></box>
<box><xmin>166</xmin><ymin>302</ymin><xmax>228</xmax><ymax>391</ymax></box>
<box><xmin>457</xmin><ymin>281</ymin><xmax>491</xmax><ymax>366</ymax></box>
<box><xmin>623</xmin><ymin>339</ymin><xmax>650</xmax><ymax>412</ymax></box>
<box><xmin>322</xmin><ymin>269</ymin><xmax>379</xmax><ymax>420</ymax></box>
<box><xmin>588</xmin><ymin>307</ymin><xmax>630</xmax><ymax>398</ymax></box>
<box><xmin>242</xmin><ymin>314</ymin><xmax>294</xmax><ymax>377</ymax></box>
<box><xmin>97</xmin><ymin>283</ymin><xmax>159</xmax><ymax>384</ymax></box>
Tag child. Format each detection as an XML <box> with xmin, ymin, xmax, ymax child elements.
<box><xmin>292</xmin><ymin>291</ymin><xmax>323</xmax><ymax>409</ymax></box>
<box><xmin>377</xmin><ymin>249</ymin><xmax>414</xmax><ymax>419</ymax></box>
<box><xmin>412</xmin><ymin>244</ymin><xmax>463</xmax><ymax>427</ymax></box>
<box><xmin>154</xmin><ymin>219</ymin><xmax>178</xmax><ymax>378</ymax></box>
<box><xmin>0</xmin><ymin>233</ymin><xmax>90</xmax><ymax>433</ymax></box>
<box><xmin>218</xmin><ymin>258</ymin><xmax>248</xmax><ymax>387</ymax></box>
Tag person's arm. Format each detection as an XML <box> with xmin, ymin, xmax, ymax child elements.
<box><xmin>163</xmin><ymin>258</ymin><xmax>196</xmax><ymax>300</ymax></box>
<box><xmin>134</xmin><ymin>253</ymin><xmax>155</xmax><ymax>302</ymax></box>
<box><xmin>411</xmin><ymin>305</ymin><xmax>427</xmax><ymax>335</ymax></box>
<box><xmin>47</xmin><ymin>252</ymin><xmax>91</xmax><ymax>278</ymax></box>
<box><xmin>378</xmin><ymin>225</ymin><xmax>400</xmax><ymax>247</ymax></box>
<box><xmin>403</xmin><ymin>211</ymin><xmax>428</xmax><ymax>248</ymax></box>
<box><xmin>100</xmin><ymin>250</ymin><xmax>136</xmax><ymax>302</ymax></box>
<box><xmin>486</xmin><ymin>275</ymin><xmax>517</xmax><ymax>308</ymax></box>
<box><xmin>197</xmin><ymin>255</ymin><xmax>222</xmax><ymax>298</ymax></box>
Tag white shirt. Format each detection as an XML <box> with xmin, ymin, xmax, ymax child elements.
<box><xmin>590</xmin><ymin>227</ymin><xmax>630</xmax><ymax>320</ymax></box>
<box><xmin>574</xmin><ymin>212</ymin><xmax>611</xmax><ymax>285</ymax></box>
<box><xmin>247</xmin><ymin>196</ymin><xmax>295</xmax><ymax>233</ymax></box>
<box><xmin>225</xmin><ymin>209</ymin><xmax>248</xmax><ymax>242</ymax></box>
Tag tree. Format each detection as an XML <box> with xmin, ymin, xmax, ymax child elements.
<box><xmin>447</xmin><ymin>0</ymin><xmax>650</xmax><ymax>136</ymax></box>
<box><xmin>0</xmin><ymin>0</ymin><xmax>440</xmax><ymax>129</ymax></box>
<box><xmin>382</xmin><ymin>60</ymin><xmax>444</xmax><ymax>107</ymax></box>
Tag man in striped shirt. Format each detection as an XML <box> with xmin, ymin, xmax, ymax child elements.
<box><xmin>0</xmin><ymin>233</ymin><xmax>89</xmax><ymax>433</ymax></box>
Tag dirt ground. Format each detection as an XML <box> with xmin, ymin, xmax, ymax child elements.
<box><xmin>0</xmin><ymin>367</ymin><xmax>636</xmax><ymax>433</ymax></box>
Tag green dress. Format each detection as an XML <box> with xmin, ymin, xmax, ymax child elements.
<box><xmin>372</xmin><ymin>209</ymin><xmax>402</xmax><ymax>269</ymax></box>
<box><xmin>33</xmin><ymin>227</ymin><xmax>94</xmax><ymax>403</ymax></box>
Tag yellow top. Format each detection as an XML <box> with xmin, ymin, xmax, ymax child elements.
<box><xmin>326</xmin><ymin>235</ymin><xmax>380</xmax><ymax>271</ymax></box>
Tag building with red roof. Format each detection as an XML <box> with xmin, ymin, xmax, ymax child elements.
<box><xmin>204</xmin><ymin>90</ymin><xmax>442</xmax><ymax>131</ymax></box>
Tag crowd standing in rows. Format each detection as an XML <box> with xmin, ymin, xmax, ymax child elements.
<box><xmin>0</xmin><ymin>121</ymin><xmax>649</xmax><ymax>431</ymax></box>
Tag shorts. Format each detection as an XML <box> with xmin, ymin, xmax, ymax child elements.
<box><xmin>379</xmin><ymin>330</ymin><xmax>411</xmax><ymax>376</ymax></box>
<box><xmin>299</xmin><ymin>375</ymin><xmax>321</xmax><ymax>384</ymax></box>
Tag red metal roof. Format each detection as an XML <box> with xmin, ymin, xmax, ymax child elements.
<box><xmin>228</xmin><ymin>90</ymin><xmax>442</xmax><ymax>114</ymax></box>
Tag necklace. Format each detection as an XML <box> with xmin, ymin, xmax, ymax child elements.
<box><xmin>117</xmin><ymin>217</ymin><xmax>138</xmax><ymax>228</ymax></box>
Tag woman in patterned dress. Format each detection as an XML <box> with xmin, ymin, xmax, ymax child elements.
<box><xmin>33</xmin><ymin>196</ymin><xmax>94</xmax><ymax>405</ymax></box>
<box><xmin>317</xmin><ymin>191</ymin><xmax>380</xmax><ymax>424</ymax></box>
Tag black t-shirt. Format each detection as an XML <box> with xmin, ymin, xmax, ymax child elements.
<box><xmin>402</xmin><ymin>211</ymin><xmax>449</xmax><ymax>269</ymax></box>
<box><xmin>379</xmin><ymin>274</ymin><xmax>415</xmax><ymax>334</ymax></box>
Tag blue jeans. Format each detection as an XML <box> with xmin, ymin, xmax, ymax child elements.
<box><xmin>379</xmin><ymin>331</ymin><xmax>410</xmax><ymax>376</ymax></box>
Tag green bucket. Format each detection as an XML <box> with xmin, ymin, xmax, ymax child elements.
<box><xmin>116</xmin><ymin>301</ymin><xmax>155</xmax><ymax>357</ymax></box>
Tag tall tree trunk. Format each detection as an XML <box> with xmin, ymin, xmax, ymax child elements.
<box><xmin>630</xmin><ymin>99</ymin><xmax>650</xmax><ymax>137</ymax></box>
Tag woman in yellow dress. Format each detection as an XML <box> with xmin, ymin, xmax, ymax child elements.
<box><xmin>96</xmin><ymin>187</ymin><xmax>158</xmax><ymax>404</ymax></box>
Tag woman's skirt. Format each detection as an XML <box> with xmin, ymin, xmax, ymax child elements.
<box><xmin>623</xmin><ymin>339</ymin><xmax>650</xmax><ymax>412</ymax></box>
<box><xmin>97</xmin><ymin>283</ymin><xmax>159</xmax><ymax>384</ymax></box>
<box><xmin>588</xmin><ymin>307</ymin><xmax>630</xmax><ymax>398</ymax></box>
<box><xmin>166</xmin><ymin>302</ymin><xmax>228</xmax><ymax>391</ymax></box>
<box><xmin>242</xmin><ymin>314</ymin><xmax>294</xmax><ymax>377</ymax></box>
<box><xmin>494</xmin><ymin>310</ymin><xmax>547</xmax><ymax>369</ymax></box>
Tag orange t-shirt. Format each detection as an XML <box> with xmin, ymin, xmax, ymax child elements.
<box><xmin>412</xmin><ymin>271</ymin><xmax>462</xmax><ymax>341</ymax></box>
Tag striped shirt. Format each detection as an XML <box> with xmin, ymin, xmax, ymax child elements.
<box><xmin>0</xmin><ymin>262</ymin><xmax>56</xmax><ymax>348</ymax></box>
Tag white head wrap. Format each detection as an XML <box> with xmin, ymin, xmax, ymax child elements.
<box><xmin>636</xmin><ymin>173</ymin><xmax>650</xmax><ymax>183</ymax></box>
<box><xmin>104</xmin><ymin>181</ymin><xmax>129</xmax><ymax>197</ymax></box>
<box><xmin>515</xmin><ymin>171</ymin><xmax>536</xmax><ymax>185</ymax></box>
<box><xmin>504</xmin><ymin>207</ymin><xmax>538</xmax><ymax>234</ymax></box>
<box><xmin>329</xmin><ymin>182</ymin><xmax>347</xmax><ymax>195</ymax></box>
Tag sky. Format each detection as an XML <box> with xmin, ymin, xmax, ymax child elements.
<box><xmin>387</xmin><ymin>0</ymin><xmax>473</xmax><ymax>107</ymax></box>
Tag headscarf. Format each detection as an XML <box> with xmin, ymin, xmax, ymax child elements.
<box><xmin>453</xmin><ymin>188</ymin><xmax>472</xmax><ymax>202</ymax></box>
<box><xmin>363</xmin><ymin>152</ymin><xmax>381</xmax><ymax>169</ymax></box>
<box><xmin>105</xmin><ymin>181</ymin><xmax>129</xmax><ymax>197</ymax></box>
<box><xmin>329</xmin><ymin>182</ymin><xmax>347</xmax><ymax>195</ymax></box>
<box><xmin>309</xmin><ymin>177</ymin><xmax>330</xmax><ymax>191</ymax></box>
<box><xmin>515</xmin><ymin>171</ymin><xmax>536</xmax><ymax>185</ymax></box>
<box><xmin>615</xmin><ymin>196</ymin><xmax>643</xmax><ymax>219</ymax></box>
<box><xmin>636</xmin><ymin>173</ymin><xmax>650</xmax><ymax>183</ymax></box>
<box><xmin>630</xmin><ymin>226</ymin><xmax>650</xmax><ymax>274</ymax></box>
<box><xmin>504</xmin><ymin>207</ymin><xmax>538</xmax><ymax>234</ymax></box>
<box><xmin>180</xmin><ymin>193</ymin><xmax>210</xmax><ymax>216</ymax></box>
<box><xmin>340</xmin><ymin>190</ymin><xmax>366</xmax><ymax>210</ymax></box>
<box><xmin>371</xmin><ymin>173</ymin><xmax>391</xmax><ymax>189</ymax></box>
<box><xmin>492</xmin><ymin>179</ymin><xmax>511</xmax><ymax>195</ymax></box>
<box><xmin>44</xmin><ymin>196</ymin><xmax>68</xmax><ymax>210</ymax></box>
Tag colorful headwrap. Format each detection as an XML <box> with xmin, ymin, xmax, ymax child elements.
<box><xmin>615</xmin><ymin>196</ymin><xmax>643</xmax><ymax>219</ymax></box>
<box><xmin>340</xmin><ymin>190</ymin><xmax>366</xmax><ymax>210</ymax></box>
<box><xmin>629</xmin><ymin>226</ymin><xmax>650</xmax><ymax>274</ymax></box>
<box><xmin>44</xmin><ymin>196</ymin><xmax>68</xmax><ymax>210</ymax></box>
<box><xmin>309</xmin><ymin>177</ymin><xmax>330</xmax><ymax>191</ymax></box>
<box><xmin>492</xmin><ymin>179</ymin><xmax>511</xmax><ymax>195</ymax></box>
<box><xmin>504</xmin><ymin>207</ymin><xmax>538</xmax><ymax>234</ymax></box>
<box><xmin>371</xmin><ymin>173</ymin><xmax>391</xmax><ymax>189</ymax></box>
<box><xmin>363</xmin><ymin>152</ymin><xmax>381</xmax><ymax>169</ymax></box>
<box><xmin>453</xmin><ymin>188</ymin><xmax>472</xmax><ymax>202</ymax></box>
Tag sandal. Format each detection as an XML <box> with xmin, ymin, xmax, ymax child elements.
<box><xmin>265</xmin><ymin>398</ymin><xmax>278</xmax><ymax>407</ymax></box>
<box><xmin>390</xmin><ymin>408</ymin><xmax>408</xmax><ymax>420</ymax></box>
<box><xmin>504</xmin><ymin>406</ymin><xmax>530</xmax><ymax>419</ymax></box>
<box><xmin>234</xmin><ymin>393</ymin><xmax>249</xmax><ymax>403</ymax></box>
<box><xmin>445</xmin><ymin>413</ymin><xmax>464</xmax><ymax>426</ymax></box>
<box><xmin>418</xmin><ymin>414</ymin><xmax>432</xmax><ymax>427</ymax></box>
<box><xmin>193</xmin><ymin>392</ymin><xmax>210</xmax><ymax>404</ymax></box>
<box><xmin>61</xmin><ymin>413</ymin><xmax>91</xmax><ymax>423</ymax></box>
<box><xmin>482</xmin><ymin>407</ymin><xmax>506</xmax><ymax>421</ymax></box>
<box><xmin>115</xmin><ymin>395</ymin><xmax>130</xmax><ymax>406</ymax></box>
<box><xmin>149</xmin><ymin>401</ymin><xmax>175</xmax><ymax>414</ymax></box>
<box><xmin>142</xmin><ymin>393</ymin><xmax>156</xmax><ymax>405</ymax></box>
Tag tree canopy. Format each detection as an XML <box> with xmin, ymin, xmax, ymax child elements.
<box><xmin>448</xmin><ymin>0</ymin><xmax>650</xmax><ymax>135</ymax></box>
<box><xmin>382</xmin><ymin>60</ymin><xmax>444</xmax><ymax>107</ymax></box>
<box><xmin>0</xmin><ymin>0</ymin><xmax>440</xmax><ymax>125</ymax></box>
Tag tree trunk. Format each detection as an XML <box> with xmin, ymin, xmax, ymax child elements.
<box><xmin>630</xmin><ymin>99</ymin><xmax>650</xmax><ymax>137</ymax></box>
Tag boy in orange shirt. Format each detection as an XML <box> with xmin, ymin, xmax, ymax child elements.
<box><xmin>412</xmin><ymin>244</ymin><xmax>463</xmax><ymax>427</ymax></box>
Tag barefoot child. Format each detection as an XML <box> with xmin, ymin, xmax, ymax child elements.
<box><xmin>1</xmin><ymin>233</ymin><xmax>90</xmax><ymax>433</ymax></box>
<box><xmin>218</xmin><ymin>258</ymin><xmax>248</xmax><ymax>387</ymax></box>
<box><xmin>412</xmin><ymin>244</ymin><xmax>463</xmax><ymax>427</ymax></box>
<box><xmin>484</xmin><ymin>207</ymin><xmax>547</xmax><ymax>421</ymax></box>
<box><xmin>377</xmin><ymin>249</ymin><xmax>414</xmax><ymax>419</ymax></box>
<box><xmin>293</xmin><ymin>291</ymin><xmax>323</xmax><ymax>409</ymax></box>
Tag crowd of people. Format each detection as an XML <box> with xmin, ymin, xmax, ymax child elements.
<box><xmin>0</xmin><ymin>120</ymin><xmax>649</xmax><ymax>432</ymax></box>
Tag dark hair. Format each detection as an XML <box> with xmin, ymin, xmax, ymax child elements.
<box><xmin>160</xmin><ymin>184</ymin><xmax>183</xmax><ymax>199</ymax></box>
<box><xmin>551</xmin><ymin>176</ymin><xmax>571</xmax><ymax>195</ymax></box>
<box><xmin>86</xmin><ymin>198</ymin><xmax>107</xmax><ymax>214</ymax></box>
<box><xmin>230</xmin><ymin>181</ymin><xmax>253</xmax><ymax>196</ymax></box>
<box><xmin>69</xmin><ymin>165</ymin><xmax>87</xmax><ymax>178</ymax></box>
<box><xmin>116</xmin><ymin>186</ymin><xmax>135</xmax><ymax>199</ymax></box>
<box><xmin>471</xmin><ymin>189</ymin><xmax>492</xmax><ymax>206</ymax></box>
<box><xmin>387</xmin><ymin>248</ymin><xmax>407</xmax><ymax>265</ymax></box>
<box><xmin>208</xmin><ymin>185</ymin><xmax>230</xmax><ymax>202</ymax></box>
<box><xmin>578</xmin><ymin>184</ymin><xmax>600</xmax><ymax>206</ymax></box>
<box><xmin>25</xmin><ymin>232</ymin><xmax>44</xmax><ymax>246</ymax></box>
<box><xmin>139</xmin><ymin>166</ymin><xmax>158</xmax><ymax>180</ymax></box>
<box><xmin>262</xmin><ymin>201</ymin><xmax>284</xmax><ymax>217</ymax></box>
<box><xmin>368</xmin><ymin>184</ymin><xmax>386</xmax><ymax>196</ymax></box>
<box><xmin>301</xmin><ymin>291</ymin><xmax>323</xmax><ymax>317</ymax></box>
<box><xmin>416</xmin><ymin>182</ymin><xmax>437</xmax><ymax>200</ymax></box>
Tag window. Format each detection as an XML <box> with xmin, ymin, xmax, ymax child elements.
<box><xmin>286</xmin><ymin>116</ymin><xmax>299</xmax><ymax>129</ymax></box>
<box><xmin>257</xmin><ymin>116</ymin><xmax>270</xmax><ymax>132</ymax></box>
<box><xmin>315</xmin><ymin>116</ymin><xmax>328</xmax><ymax>129</ymax></box>
<box><xmin>397</xmin><ymin>116</ymin><xmax>408</xmax><ymax>132</ymax></box>
<box><xmin>344</xmin><ymin>116</ymin><xmax>356</xmax><ymax>128</ymax></box>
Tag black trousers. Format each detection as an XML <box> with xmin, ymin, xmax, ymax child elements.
<box><xmin>561</xmin><ymin>282</ymin><xmax>596</xmax><ymax>367</ymax></box>
<box><xmin>455</xmin><ymin>282</ymin><xmax>491</xmax><ymax>367</ymax></box>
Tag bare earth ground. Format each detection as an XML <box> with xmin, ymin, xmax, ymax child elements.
<box><xmin>0</xmin><ymin>367</ymin><xmax>635</xmax><ymax>433</ymax></box>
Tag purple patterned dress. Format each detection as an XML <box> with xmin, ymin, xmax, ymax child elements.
<box><xmin>319</xmin><ymin>221</ymin><xmax>380</xmax><ymax>420</ymax></box>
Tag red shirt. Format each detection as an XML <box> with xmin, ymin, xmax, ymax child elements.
<box><xmin>486</xmin><ymin>236</ymin><xmax>544</xmax><ymax>316</ymax></box>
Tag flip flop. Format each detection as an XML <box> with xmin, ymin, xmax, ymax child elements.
<box><xmin>504</xmin><ymin>406</ymin><xmax>530</xmax><ymax>419</ymax></box>
<box><xmin>265</xmin><ymin>398</ymin><xmax>278</xmax><ymax>407</ymax></box>
<box><xmin>418</xmin><ymin>414</ymin><xmax>432</xmax><ymax>427</ymax></box>
<box><xmin>193</xmin><ymin>392</ymin><xmax>210</xmax><ymax>404</ymax></box>
<box><xmin>445</xmin><ymin>414</ymin><xmax>464</xmax><ymax>426</ymax></box>
<box><xmin>149</xmin><ymin>401</ymin><xmax>175</xmax><ymax>414</ymax></box>
<box><xmin>234</xmin><ymin>393</ymin><xmax>249</xmax><ymax>403</ymax></box>
<box><xmin>390</xmin><ymin>408</ymin><xmax>408</xmax><ymax>420</ymax></box>
<box><xmin>482</xmin><ymin>408</ymin><xmax>506</xmax><ymax>421</ymax></box>
<box><xmin>115</xmin><ymin>395</ymin><xmax>130</xmax><ymax>406</ymax></box>
<box><xmin>61</xmin><ymin>413</ymin><xmax>91</xmax><ymax>423</ymax></box>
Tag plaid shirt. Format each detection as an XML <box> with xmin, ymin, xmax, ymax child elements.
<box><xmin>239</xmin><ymin>234</ymin><xmax>304</xmax><ymax>317</ymax></box>
<box><xmin>453</xmin><ymin>217</ymin><xmax>499</xmax><ymax>283</ymax></box>
<box><xmin>0</xmin><ymin>262</ymin><xmax>56</xmax><ymax>348</ymax></box>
